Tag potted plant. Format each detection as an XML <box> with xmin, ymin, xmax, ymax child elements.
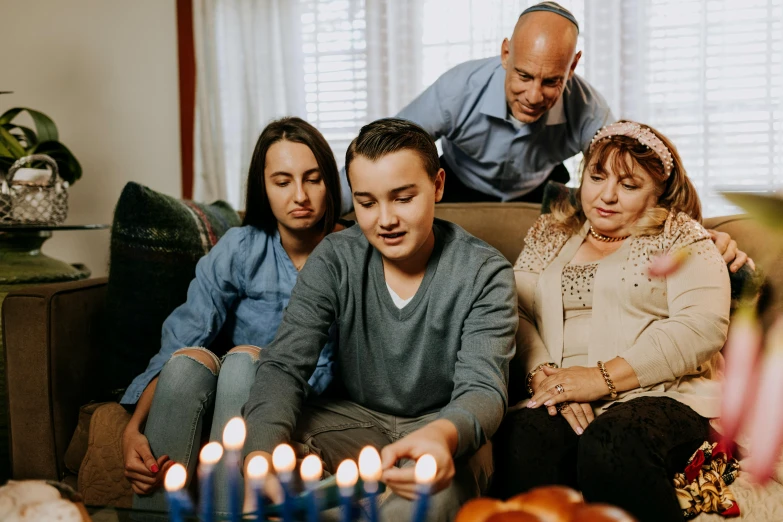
<box><xmin>0</xmin><ymin>103</ymin><xmax>81</xmax><ymax>184</ymax></box>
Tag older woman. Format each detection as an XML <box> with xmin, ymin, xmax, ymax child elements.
<box><xmin>494</xmin><ymin>120</ymin><xmax>731</xmax><ymax>522</ymax></box>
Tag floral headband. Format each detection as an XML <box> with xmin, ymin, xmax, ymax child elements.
<box><xmin>589</xmin><ymin>121</ymin><xmax>674</xmax><ymax>178</ymax></box>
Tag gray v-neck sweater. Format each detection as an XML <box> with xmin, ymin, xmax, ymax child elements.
<box><xmin>243</xmin><ymin>219</ymin><xmax>517</xmax><ymax>457</ymax></box>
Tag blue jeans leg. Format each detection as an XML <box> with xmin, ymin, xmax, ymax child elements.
<box><xmin>208</xmin><ymin>349</ymin><xmax>261</xmax><ymax>515</ymax></box>
<box><xmin>132</xmin><ymin>350</ymin><xmax>218</xmax><ymax>513</ymax></box>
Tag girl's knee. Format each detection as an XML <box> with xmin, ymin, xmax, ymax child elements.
<box><xmin>171</xmin><ymin>347</ymin><xmax>220</xmax><ymax>374</ymax></box>
<box><xmin>226</xmin><ymin>345</ymin><xmax>262</xmax><ymax>359</ymax></box>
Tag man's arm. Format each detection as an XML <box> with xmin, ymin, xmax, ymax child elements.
<box><xmin>241</xmin><ymin>244</ymin><xmax>340</xmax><ymax>457</ymax></box>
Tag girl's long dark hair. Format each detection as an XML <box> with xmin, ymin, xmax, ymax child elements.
<box><xmin>242</xmin><ymin>117</ymin><xmax>341</xmax><ymax>235</ymax></box>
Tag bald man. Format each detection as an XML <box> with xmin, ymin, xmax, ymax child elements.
<box><xmin>393</xmin><ymin>2</ymin><xmax>611</xmax><ymax>204</ymax></box>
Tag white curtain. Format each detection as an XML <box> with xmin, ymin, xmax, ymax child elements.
<box><xmin>584</xmin><ymin>0</ymin><xmax>783</xmax><ymax>216</ymax></box>
<box><xmin>194</xmin><ymin>0</ymin><xmax>782</xmax><ymax>216</ymax></box>
<box><xmin>193</xmin><ymin>0</ymin><xmax>307</xmax><ymax>207</ymax></box>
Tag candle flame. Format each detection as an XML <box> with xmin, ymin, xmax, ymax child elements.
<box><xmin>358</xmin><ymin>446</ymin><xmax>382</xmax><ymax>482</ymax></box>
<box><xmin>414</xmin><ymin>454</ymin><xmax>437</xmax><ymax>485</ymax></box>
<box><xmin>199</xmin><ymin>442</ymin><xmax>223</xmax><ymax>466</ymax></box>
<box><xmin>247</xmin><ymin>455</ymin><xmax>269</xmax><ymax>480</ymax></box>
<box><xmin>222</xmin><ymin>417</ymin><xmax>246</xmax><ymax>451</ymax></box>
<box><xmin>300</xmin><ymin>455</ymin><xmax>323</xmax><ymax>482</ymax></box>
<box><xmin>272</xmin><ymin>444</ymin><xmax>296</xmax><ymax>474</ymax></box>
<box><xmin>335</xmin><ymin>459</ymin><xmax>359</xmax><ymax>488</ymax></box>
<box><xmin>164</xmin><ymin>463</ymin><xmax>187</xmax><ymax>491</ymax></box>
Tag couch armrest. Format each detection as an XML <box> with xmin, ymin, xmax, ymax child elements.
<box><xmin>2</xmin><ymin>277</ymin><xmax>108</xmax><ymax>480</ymax></box>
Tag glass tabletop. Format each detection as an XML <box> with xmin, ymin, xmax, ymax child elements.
<box><xmin>0</xmin><ymin>224</ymin><xmax>109</xmax><ymax>232</ymax></box>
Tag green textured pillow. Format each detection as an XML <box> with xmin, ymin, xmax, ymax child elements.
<box><xmin>100</xmin><ymin>182</ymin><xmax>241</xmax><ymax>400</ymax></box>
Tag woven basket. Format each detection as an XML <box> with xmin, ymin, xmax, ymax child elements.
<box><xmin>0</xmin><ymin>154</ymin><xmax>68</xmax><ymax>225</ymax></box>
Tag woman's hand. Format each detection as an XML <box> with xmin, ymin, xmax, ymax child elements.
<box><xmin>559</xmin><ymin>402</ymin><xmax>595</xmax><ymax>435</ymax></box>
<box><xmin>527</xmin><ymin>365</ymin><xmax>608</xmax><ymax>410</ymax></box>
<box><xmin>122</xmin><ymin>426</ymin><xmax>173</xmax><ymax>495</ymax></box>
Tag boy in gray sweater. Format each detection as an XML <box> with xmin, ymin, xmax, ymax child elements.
<box><xmin>243</xmin><ymin>118</ymin><xmax>517</xmax><ymax>520</ymax></box>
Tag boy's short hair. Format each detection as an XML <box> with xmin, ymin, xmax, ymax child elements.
<box><xmin>345</xmin><ymin>118</ymin><xmax>440</xmax><ymax>185</ymax></box>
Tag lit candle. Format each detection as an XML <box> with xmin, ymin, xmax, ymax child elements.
<box><xmin>411</xmin><ymin>454</ymin><xmax>436</xmax><ymax>522</ymax></box>
<box><xmin>336</xmin><ymin>459</ymin><xmax>358</xmax><ymax>522</ymax></box>
<box><xmin>222</xmin><ymin>417</ymin><xmax>247</xmax><ymax>522</ymax></box>
<box><xmin>272</xmin><ymin>444</ymin><xmax>297</xmax><ymax>522</ymax></box>
<box><xmin>247</xmin><ymin>455</ymin><xmax>269</xmax><ymax>522</ymax></box>
<box><xmin>358</xmin><ymin>447</ymin><xmax>381</xmax><ymax>522</ymax></box>
<box><xmin>198</xmin><ymin>442</ymin><xmax>223</xmax><ymax>522</ymax></box>
<box><xmin>300</xmin><ymin>455</ymin><xmax>322</xmax><ymax>522</ymax></box>
<box><xmin>165</xmin><ymin>463</ymin><xmax>194</xmax><ymax>522</ymax></box>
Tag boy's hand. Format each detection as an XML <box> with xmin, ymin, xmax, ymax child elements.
<box><xmin>380</xmin><ymin>419</ymin><xmax>458</xmax><ymax>499</ymax></box>
<box><xmin>243</xmin><ymin>451</ymin><xmax>285</xmax><ymax>509</ymax></box>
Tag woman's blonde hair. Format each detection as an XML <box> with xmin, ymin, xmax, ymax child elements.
<box><xmin>551</xmin><ymin>120</ymin><xmax>702</xmax><ymax>236</ymax></box>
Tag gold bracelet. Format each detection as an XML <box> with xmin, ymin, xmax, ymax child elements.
<box><xmin>597</xmin><ymin>361</ymin><xmax>618</xmax><ymax>400</ymax></box>
<box><xmin>526</xmin><ymin>362</ymin><xmax>558</xmax><ymax>396</ymax></box>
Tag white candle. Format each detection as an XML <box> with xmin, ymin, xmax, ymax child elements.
<box><xmin>165</xmin><ymin>463</ymin><xmax>193</xmax><ymax>522</ymax></box>
<box><xmin>272</xmin><ymin>444</ymin><xmax>297</xmax><ymax>522</ymax></box>
<box><xmin>247</xmin><ymin>455</ymin><xmax>269</xmax><ymax>522</ymax></box>
<box><xmin>300</xmin><ymin>455</ymin><xmax>322</xmax><ymax>522</ymax></box>
<box><xmin>411</xmin><ymin>454</ymin><xmax>436</xmax><ymax>522</ymax></box>
<box><xmin>198</xmin><ymin>442</ymin><xmax>223</xmax><ymax>522</ymax></box>
<box><xmin>358</xmin><ymin>447</ymin><xmax>381</xmax><ymax>522</ymax></box>
<box><xmin>222</xmin><ymin>418</ymin><xmax>247</xmax><ymax>522</ymax></box>
<box><xmin>336</xmin><ymin>459</ymin><xmax>358</xmax><ymax>522</ymax></box>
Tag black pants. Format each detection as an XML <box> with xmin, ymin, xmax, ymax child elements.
<box><xmin>438</xmin><ymin>156</ymin><xmax>570</xmax><ymax>204</ymax></box>
<box><xmin>492</xmin><ymin>397</ymin><xmax>710</xmax><ymax>522</ymax></box>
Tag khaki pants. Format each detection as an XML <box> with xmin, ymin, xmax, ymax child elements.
<box><xmin>291</xmin><ymin>398</ymin><xmax>493</xmax><ymax>522</ymax></box>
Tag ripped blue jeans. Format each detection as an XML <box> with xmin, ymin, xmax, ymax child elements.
<box><xmin>132</xmin><ymin>347</ymin><xmax>260</xmax><ymax>516</ymax></box>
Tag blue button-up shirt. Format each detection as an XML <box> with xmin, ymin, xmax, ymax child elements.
<box><xmin>339</xmin><ymin>57</ymin><xmax>612</xmax><ymax>207</ymax></box>
<box><xmin>120</xmin><ymin>226</ymin><xmax>336</xmax><ymax>405</ymax></box>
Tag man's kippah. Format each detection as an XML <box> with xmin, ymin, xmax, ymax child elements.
<box><xmin>519</xmin><ymin>1</ymin><xmax>580</xmax><ymax>33</ymax></box>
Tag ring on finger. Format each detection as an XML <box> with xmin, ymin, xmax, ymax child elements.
<box><xmin>555</xmin><ymin>383</ymin><xmax>565</xmax><ymax>394</ymax></box>
<box><xmin>558</xmin><ymin>402</ymin><xmax>571</xmax><ymax>413</ymax></box>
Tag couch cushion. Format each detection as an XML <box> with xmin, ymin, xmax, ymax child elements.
<box><xmin>100</xmin><ymin>182</ymin><xmax>240</xmax><ymax>400</ymax></box>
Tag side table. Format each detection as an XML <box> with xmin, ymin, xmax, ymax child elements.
<box><xmin>0</xmin><ymin>224</ymin><xmax>109</xmax><ymax>481</ymax></box>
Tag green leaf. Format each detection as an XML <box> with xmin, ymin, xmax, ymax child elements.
<box><xmin>0</xmin><ymin>140</ymin><xmax>15</xmax><ymax>159</ymax></box>
<box><xmin>0</xmin><ymin>108</ymin><xmax>23</xmax><ymax>125</ymax></box>
<box><xmin>722</xmin><ymin>192</ymin><xmax>783</xmax><ymax>232</ymax></box>
<box><xmin>0</xmin><ymin>107</ymin><xmax>58</xmax><ymax>142</ymax></box>
<box><xmin>31</xmin><ymin>140</ymin><xmax>82</xmax><ymax>184</ymax></box>
<box><xmin>0</xmin><ymin>126</ymin><xmax>26</xmax><ymax>158</ymax></box>
<box><xmin>3</xmin><ymin>124</ymin><xmax>38</xmax><ymax>148</ymax></box>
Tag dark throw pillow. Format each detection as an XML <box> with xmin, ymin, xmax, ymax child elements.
<box><xmin>100</xmin><ymin>182</ymin><xmax>241</xmax><ymax>401</ymax></box>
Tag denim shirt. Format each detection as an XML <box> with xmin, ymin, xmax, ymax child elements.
<box><xmin>120</xmin><ymin>225</ymin><xmax>336</xmax><ymax>404</ymax></box>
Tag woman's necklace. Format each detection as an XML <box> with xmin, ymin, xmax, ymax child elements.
<box><xmin>589</xmin><ymin>226</ymin><xmax>629</xmax><ymax>243</ymax></box>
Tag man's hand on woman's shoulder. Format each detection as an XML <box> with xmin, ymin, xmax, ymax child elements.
<box><xmin>708</xmin><ymin>229</ymin><xmax>755</xmax><ymax>273</ymax></box>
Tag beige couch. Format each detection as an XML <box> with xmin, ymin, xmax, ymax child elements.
<box><xmin>3</xmin><ymin>202</ymin><xmax>781</xmax><ymax>516</ymax></box>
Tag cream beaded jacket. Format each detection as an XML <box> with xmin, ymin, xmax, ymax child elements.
<box><xmin>513</xmin><ymin>211</ymin><xmax>731</xmax><ymax>418</ymax></box>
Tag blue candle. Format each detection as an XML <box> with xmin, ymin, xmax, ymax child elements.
<box><xmin>336</xmin><ymin>459</ymin><xmax>358</xmax><ymax>522</ymax></box>
<box><xmin>300</xmin><ymin>455</ymin><xmax>323</xmax><ymax>522</ymax></box>
<box><xmin>165</xmin><ymin>463</ymin><xmax>194</xmax><ymax>522</ymax></box>
<box><xmin>272</xmin><ymin>444</ymin><xmax>297</xmax><ymax>522</ymax></box>
<box><xmin>411</xmin><ymin>454</ymin><xmax>436</xmax><ymax>522</ymax></box>
<box><xmin>198</xmin><ymin>442</ymin><xmax>223</xmax><ymax>522</ymax></box>
<box><xmin>222</xmin><ymin>417</ymin><xmax>247</xmax><ymax>522</ymax></box>
<box><xmin>247</xmin><ymin>455</ymin><xmax>269</xmax><ymax>521</ymax></box>
<box><xmin>358</xmin><ymin>447</ymin><xmax>382</xmax><ymax>522</ymax></box>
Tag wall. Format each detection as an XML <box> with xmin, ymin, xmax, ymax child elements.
<box><xmin>1</xmin><ymin>0</ymin><xmax>182</xmax><ymax>278</ymax></box>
